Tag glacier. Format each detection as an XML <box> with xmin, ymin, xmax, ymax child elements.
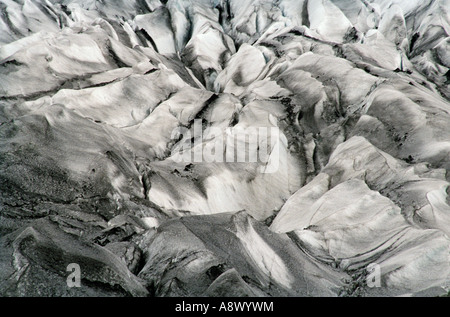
<box><xmin>0</xmin><ymin>0</ymin><xmax>449</xmax><ymax>297</ymax></box>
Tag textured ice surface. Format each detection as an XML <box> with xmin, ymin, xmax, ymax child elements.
<box><xmin>0</xmin><ymin>0</ymin><xmax>449</xmax><ymax>297</ymax></box>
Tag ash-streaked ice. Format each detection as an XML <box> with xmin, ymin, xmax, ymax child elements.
<box><xmin>0</xmin><ymin>0</ymin><xmax>449</xmax><ymax>297</ymax></box>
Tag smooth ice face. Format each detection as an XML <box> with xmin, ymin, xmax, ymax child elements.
<box><xmin>0</xmin><ymin>0</ymin><xmax>449</xmax><ymax>297</ymax></box>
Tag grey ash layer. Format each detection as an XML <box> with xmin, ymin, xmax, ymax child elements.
<box><xmin>0</xmin><ymin>0</ymin><xmax>449</xmax><ymax>297</ymax></box>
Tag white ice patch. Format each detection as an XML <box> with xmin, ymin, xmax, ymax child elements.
<box><xmin>307</xmin><ymin>0</ymin><xmax>353</xmax><ymax>43</ymax></box>
<box><xmin>236</xmin><ymin>221</ymin><xmax>294</xmax><ymax>289</ymax></box>
<box><xmin>141</xmin><ymin>217</ymin><xmax>160</xmax><ymax>229</ymax></box>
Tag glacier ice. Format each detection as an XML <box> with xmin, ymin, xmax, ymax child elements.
<box><xmin>0</xmin><ymin>0</ymin><xmax>449</xmax><ymax>297</ymax></box>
